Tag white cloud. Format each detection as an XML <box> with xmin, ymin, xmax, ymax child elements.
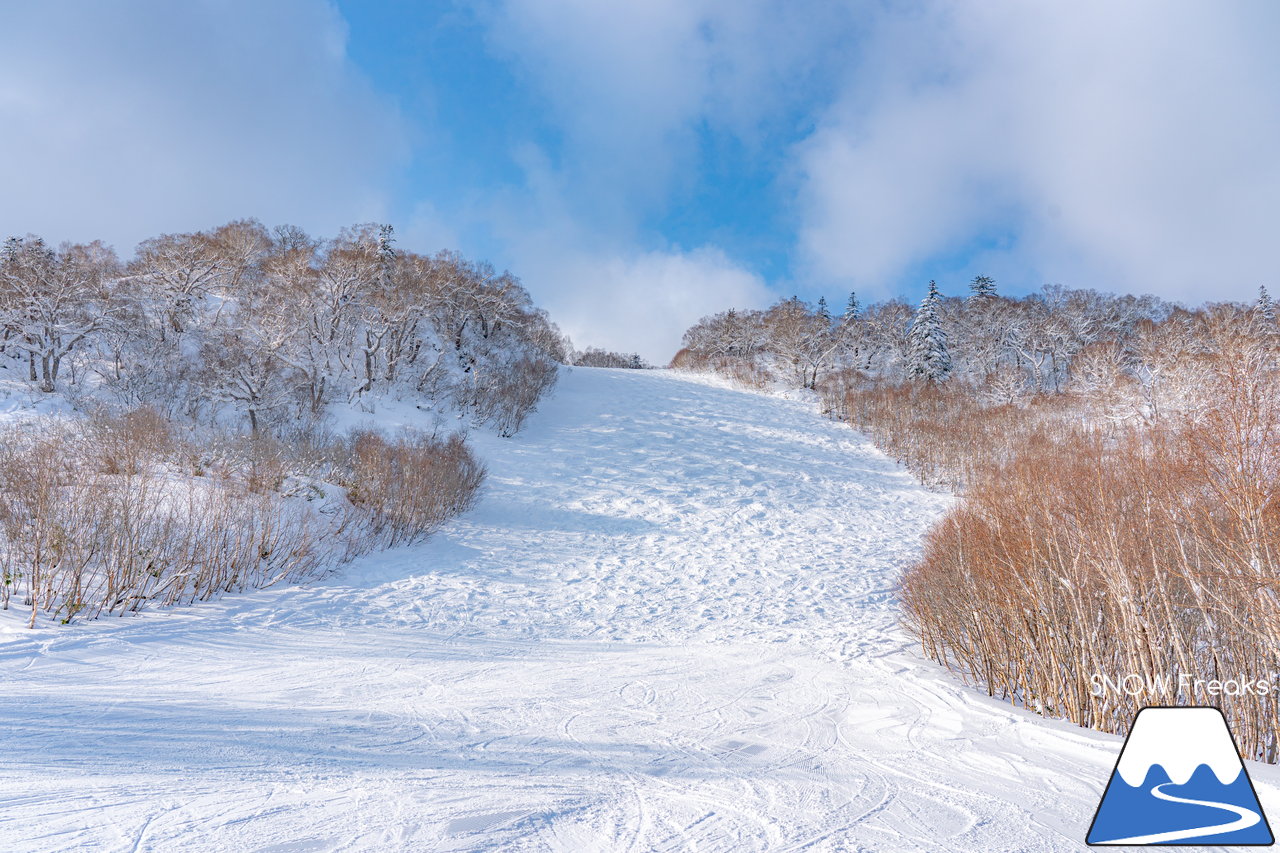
<box><xmin>16</xmin><ymin>0</ymin><xmax>1271</xmax><ymax>355</ymax></box>
<box><xmin>796</xmin><ymin>0</ymin><xmax>1280</xmax><ymax>303</ymax></box>
<box><xmin>470</xmin><ymin>1</ymin><xmax>844</xmax><ymax>360</ymax></box>
<box><xmin>0</xmin><ymin>0</ymin><xmax>407</xmax><ymax>255</ymax></box>
<box><xmin>522</xmin><ymin>244</ymin><xmax>771</xmax><ymax>365</ymax></box>
<box><xmin>480</xmin><ymin>0</ymin><xmax>850</xmax><ymax>231</ymax></box>
<box><xmin>483</xmin><ymin>0</ymin><xmax>707</xmax><ymax>218</ymax></box>
<box><xmin>480</xmin><ymin>155</ymin><xmax>770</xmax><ymax>363</ymax></box>
<box><xmin>401</xmin><ymin>199</ymin><xmax>462</xmax><ymax>256</ymax></box>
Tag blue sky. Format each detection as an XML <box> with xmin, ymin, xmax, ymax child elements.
<box><xmin>336</xmin><ymin>1</ymin><xmax>820</xmax><ymax>294</ymax></box>
<box><xmin>3</xmin><ymin>1</ymin><xmax>1279</xmax><ymax>360</ymax></box>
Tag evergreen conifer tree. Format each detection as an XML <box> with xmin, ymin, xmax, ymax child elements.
<box><xmin>844</xmin><ymin>291</ymin><xmax>861</xmax><ymax>321</ymax></box>
<box><xmin>375</xmin><ymin>224</ymin><xmax>397</xmax><ymax>291</ymax></box>
<box><xmin>377</xmin><ymin>224</ymin><xmax>397</xmax><ymax>263</ymax></box>
<box><xmin>908</xmin><ymin>280</ymin><xmax>951</xmax><ymax>382</ymax></box>
<box><xmin>969</xmin><ymin>274</ymin><xmax>996</xmax><ymax>301</ymax></box>
<box><xmin>1258</xmin><ymin>285</ymin><xmax>1275</xmax><ymax>322</ymax></box>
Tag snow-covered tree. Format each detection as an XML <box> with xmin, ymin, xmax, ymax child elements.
<box><xmin>969</xmin><ymin>275</ymin><xmax>997</xmax><ymax>301</ymax></box>
<box><xmin>0</xmin><ymin>218</ymin><xmax>565</xmax><ymax>436</ymax></box>
<box><xmin>907</xmin><ymin>280</ymin><xmax>951</xmax><ymax>382</ymax></box>
<box><xmin>128</xmin><ymin>222</ymin><xmax>266</xmax><ymax>340</ymax></box>
<box><xmin>0</xmin><ymin>237</ymin><xmax>120</xmax><ymax>392</ymax></box>
<box><xmin>681</xmin><ymin>308</ymin><xmax>766</xmax><ymax>359</ymax></box>
<box><xmin>377</xmin><ymin>224</ymin><xmax>396</xmax><ymax>265</ymax></box>
<box><xmin>843</xmin><ymin>291</ymin><xmax>861</xmax><ymax>321</ymax></box>
<box><xmin>1257</xmin><ymin>285</ymin><xmax>1275</xmax><ymax>322</ymax></box>
<box><xmin>762</xmin><ymin>298</ymin><xmax>839</xmax><ymax>388</ymax></box>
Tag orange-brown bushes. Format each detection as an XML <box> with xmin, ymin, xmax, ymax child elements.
<box><xmin>669</xmin><ymin>348</ymin><xmax>770</xmax><ymax>390</ymax></box>
<box><xmin>668</xmin><ymin>347</ymin><xmax>700</xmax><ymax>370</ymax></box>
<box><xmin>342</xmin><ymin>431</ymin><xmax>485</xmax><ymax>546</ymax></box>
<box><xmin>0</xmin><ymin>408</ymin><xmax>486</xmax><ymax>626</ymax></box>
<box><xmin>85</xmin><ymin>405</ymin><xmax>175</xmax><ymax>475</ymax></box>
<box><xmin>901</xmin><ymin>345</ymin><xmax>1280</xmax><ymax>760</ymax></box>
<box><xmin>0</xmin><ymin>424</ymin><xmax>345</xmax><ymax>626</ymax></box>
<box><xmin>842</xmin><ymin>378</ymin><xmax>1100</xmax><ymax>490</ymax></box>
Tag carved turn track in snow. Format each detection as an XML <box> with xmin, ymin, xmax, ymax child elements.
<box><xmin>0</xmin><ymin>367</ymin><xmax>1275</xmax><ymax>851</ymax></box>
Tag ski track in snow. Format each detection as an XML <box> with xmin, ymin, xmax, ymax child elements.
<box><xmin>0</xmin><ymin>367</ymin><xmax>1275</xmax><ymax>852</ymax></box>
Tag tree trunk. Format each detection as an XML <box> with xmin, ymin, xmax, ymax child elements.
<box><xmin>40</xmin><ymin>353</ymin><xmax>54</xmax><ymax>392</ymax></box>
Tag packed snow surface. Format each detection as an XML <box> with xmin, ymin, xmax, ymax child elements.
<box><xmin>1</xmin><ymin>367</ymin><xmax>1275</xmax><ymax>851</ymax></box>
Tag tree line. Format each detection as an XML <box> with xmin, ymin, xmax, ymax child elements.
<box><xmin>674</xmin><ymin>275</ymin><xmax>1186</xmax><ymax>397</ymax></box>
<box><xmin>0</xmin><ymin>219</ymin><xmax>565</xmax><ymax>436</ymax></box>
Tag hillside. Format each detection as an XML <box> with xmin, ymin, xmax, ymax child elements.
<box><xmin>2</xmin><ymin>367</ymin><xmax>1274</xmax><ymax>851</ymax></box>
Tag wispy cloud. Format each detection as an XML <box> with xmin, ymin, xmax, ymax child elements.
<box><xmin>467</xmin><ymin>0</ymin><xmax>843</xmax><ymax>359</ymax></box>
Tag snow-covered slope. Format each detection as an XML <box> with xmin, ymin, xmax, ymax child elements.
<box><xmin>0</xmin><ymin>367</ymin><xmax>1274</xmax><ymax>851</ymax></box>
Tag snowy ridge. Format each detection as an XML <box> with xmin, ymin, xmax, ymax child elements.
<box><xmin>1116</xmin><ymin>708</ymin><xmax>1244</xmax><ymax>787</ymax></box>
<box><xmin>0</xmin><ymin>367</ymin><xmax>1276</xmax><ymax>850</ymax></box>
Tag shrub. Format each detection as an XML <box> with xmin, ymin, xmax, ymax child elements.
<box><xmin>0</xmin><ymin>423</ymin><xmax>347</xmax><ymax>626</ymax></box>
<box><xmin>841</xmin><ymin>378</ymin><xmax>1098</xmax><ymax>490</ymax></box>
<box><xmin>669</xmin><ymin>349</ymin><xmax>769</xmax><ymax>390</ymax></box>
<box><xmin>901</xmin><ymin>341</ymin><xmax>1280</xmax><ymax>761</ymax></box>
<box><xmin>464</xmin><ymin>356</ymin><xmax>559</xmax><ymax>437</ymax></box>
<box><xmin>85</xmin><ymin>405</ymin><xmax>174</xmax><ymax>476</ymax></box>
<box><xmin>341</xmin><ymin>431</ymin><xmax>486</xmax><ymax>546</ymax></box>
<box><xmin>0</xmin><ymin>408</ymin><xmax>487</xmax><ymax>626</ymax></box>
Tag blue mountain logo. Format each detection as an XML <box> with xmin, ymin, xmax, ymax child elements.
<box><xmin>1088</xmin><ymin>706</ymin><xmax>1273</xmax><ymax>846</ymax></box>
